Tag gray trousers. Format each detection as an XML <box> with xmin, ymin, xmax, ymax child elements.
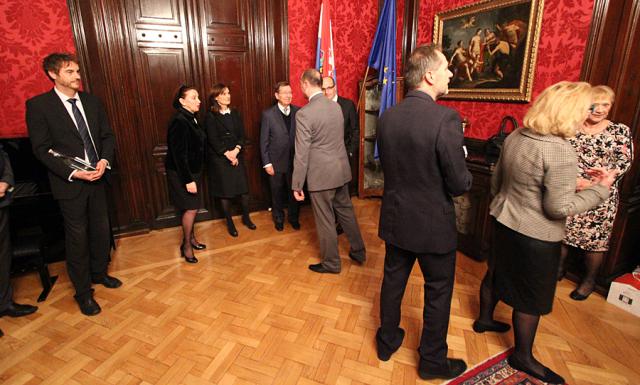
<box><xmin>309</xmin><ymin>183</ymin><xmax>365</xmax><ymax>272</ymax></box>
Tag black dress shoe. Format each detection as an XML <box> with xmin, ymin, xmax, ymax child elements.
<box><xmin>508</xmin><ymin>355</ymin><xmax>565</xmax><ymax>384</ymax></box>
<box><xmin>336</xmin><ymin>224</ymin><xmax>344</xmax><ymax>235</ymax></box>
<box><xmin>376</xmin><ymin>328</ymin><xmax>405</xmax><ymax>361</ymax></box>
<box><xmin>0</xmin><ymin>328</ymin><xmax>3</xmax><ymax>337</ymax></box>
<box><xmin>77</xmin><ymin>297</ymin><xmax>102</xmax><ymax>316</ymax></box>
<box><xmin>308</xmin><ymin>263</ymin><xmax>339</xmax><ymax>274</ymax></box>
<box><xmin>472</xmin><ymin>320</ymin><xmax>510</xmax><ymax>333</ymax></box>
<box><xmin>348</xmin><ymin>251</ymin><xmax>365</xmax><ymax>265</ymax></box>
<box><xmin>91</xmin><ymin>275</ymin><xmax>122</xmax><ymax>288</ymax></box>
<box><xmin>290</xmin><ymin>221</ymin><xmax>300</xmax><ymax>230</ymax></box>
<box><xmin>418</xmin><ymin>358</ymin><xmax>467</xmax><ymax>380</ymax></box>
<box><xmin>275</xmin><ymin>222</ymin><xmax>284</xmax><ymax>231</ymax></box>
<box><xmin>190</xmin><ymin>241</ymin><xmax>206</xmax><ymax>250</ymax></box>
<box><xmin>242</xmin><ymin>217</ymin><xmax>257</xmax><ymax>230</ymax></box>
<box><xmin>569</xmin><ymin>289</ymin><xmax>591</xmax><ymax>301</ymax></box>
<box><xmin>0</xmin><ymin>302</ymin><xmax>38</xmax><ymax>318</ymax></box>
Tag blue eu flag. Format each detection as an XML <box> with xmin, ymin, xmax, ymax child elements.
<box><xmin>367</xmin><ymin>0</ymin><xmax>396</xmax><ymax>157</ymax></box>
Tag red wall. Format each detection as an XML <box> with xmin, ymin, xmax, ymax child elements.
<box><xmin>288</xmin><ymin>0</ymin><xmax>405</xmax><ymax>107</ymax></box>
<box><xmin>0</xmin><ymin>1</ymin><xmax>75</xmax><ymax>139</ymax></box>
<box><xmin>417</xmin><ymin>0</ymin><xmax>595</xmax><ymax>139</ymax></box>
<box><xmin>1</xmin><ymin>0</ymin><xmax>594</xmax><ymax>140</ymax></box>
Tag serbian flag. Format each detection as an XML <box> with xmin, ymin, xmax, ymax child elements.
<box><xmin>315</xmin><ymin>0</ymin><xmax>336</xmax><ymax>89</ymax></box>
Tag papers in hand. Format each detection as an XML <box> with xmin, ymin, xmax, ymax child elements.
<box><xmin>48</xmin><ymin>149</ymin><xmax>96</xmax><ymax>172</ymax></box>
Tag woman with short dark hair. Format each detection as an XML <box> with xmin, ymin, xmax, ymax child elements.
<box><xmin>165</xmin><ymin>85</ymin><xmax>206</xmax><ymax>263</ymax></box>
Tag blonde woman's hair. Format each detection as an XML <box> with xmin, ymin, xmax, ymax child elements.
<box><xmin>592</xmin><ymin>85</ymin><xmax>615</xmax><ymax>104</ymax></box>
<box><xmin>523</xmin><ymin>81</ymin><xmax>592</xmax><ymax>138</ymax></box>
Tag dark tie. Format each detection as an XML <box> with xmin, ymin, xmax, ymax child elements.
<box><xmin>67</xmin><ymin>98</ymin><xmax>99</xmax><ymax>166</ymax></box>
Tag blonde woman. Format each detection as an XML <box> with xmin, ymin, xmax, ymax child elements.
<box><xmin>559</xmin><ymin>85</ymin><xmax>633</xmax><ymax>300</ymax></box>
<box><xmin>476</xmin><ymin>81</ymin><xmax>616</xmax><ymax>384</ymax></box>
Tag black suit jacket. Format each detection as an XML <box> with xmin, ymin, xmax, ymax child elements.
<box><xmin>337</xmin><ymin>96</ymin><xmax>358</xmax><ymax>155</ymax></box>
<box><xmin>377</xmin><ymin>90</ymin><xmax>472</xmax><ymax>254</ymax></box>
<box><xmin>259</xmin><ymin>104</ymin><xmax>299</xmax><ymax>173</ymax></box>
<box><xmin>26</xmin><ymin>89</ymin><xmax>116</xmax><ymax>200</ymax></box>
<box><xmin>0</xmin><ymin>144</ymin><xmax>14</xmax><ymax>208</ymax></box>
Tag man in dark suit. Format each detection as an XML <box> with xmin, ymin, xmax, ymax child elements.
<box><xmin>26</xmin><ymin>53</ymin><xmax>120</xmax><ymax>316</ymax></box>
<box><xmin>0</xmin><ymin>144</ymin><xmax>38</xmax><ymax>337</ymax></box>
<box><xmin>260</xmin><ymin>81</ymin><xmax>300</xmax><ymax>231</ymax></box>
<box><xmin>321</xmin><ymin>76</ymin><xmax>359</xmax><ymax>193</ymax></box>
<box><xmin>375</xmin><ymin>45</ymin><xmax>472</xmax><ymax>380</ymax></box>
<box><xmin>292</xmin><ymin>69</ymin><xmax>366</xmax><ymax>274</ymax></box>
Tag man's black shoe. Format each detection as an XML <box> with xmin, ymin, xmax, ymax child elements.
<box><xmin>0</xmin><ymin>302</ymin><xmax>38</xmax><ymax>318</ymax></box>
<box><xmin>76</xmin><ymin>297</ymin><xmax>102</xmax><ymax>316</ymax></box>
<box><xmin>275</xmin><ymin>222</ymin><xmax>284</xmax><ymax>231</ymax></box>
<box><xmin>418</xmin><ymin>358</ymin><xmax>467</xmax><ymax>380</ymax></box>
<box><xmin>290</xmin><ymin>221</ymin><xmax>301</xmax><ymax>230</ymax></box>
<box><xmin>336</xmin><ymin>224</ymin><xmax>344</xmax><ymax>235</ymax></box>
<box><xmin>308</xmin><ymin>263</ymin><xmax>339</xmax><ymax>274</ymax></box>
<box><xmin>0</xmin><ymin>328</ymin><xmax>3</xmax><ymax>337</ymax></box>
<box><xmin>376</xmin><ymin>328</ymin><xmax>404</xmax><ymax>361</ymax></box>
<box><xmin>91</xmin><ymin>275</ymin><xmax>122</xmax><ymax>289</ymax></box>
<box><xmin>348</xmin><ymin>251</ymin><xmax>365</xmax><ymax>265</ymax></box>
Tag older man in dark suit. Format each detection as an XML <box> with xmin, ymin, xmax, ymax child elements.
<box><xmin>292</xmin><ymin>69</ymin><xmax>365</xmax><ymax>274</ymax></box>
<box><xmin>375</xmin><ymin>44</ymin><xmax>472</xmax><ymax>380</ymax></box>
<box><xmin>321</xmin><ymin>76</ymin><xmax>359</xmax><ymax>168</ymax></box>
<box><xmin>0</xmin><ymin>144</ymin><xmax>38</xmax><ymax>337</ymax></box>
<box><xmin>260</xmin><ymin>81</ymin><xmax>300</xmax><ymax>231</ymax></box>
<box><xmin>26</xmin><ymin>53</ymin><xmax>119</xmax><ymax>316</ymax></box>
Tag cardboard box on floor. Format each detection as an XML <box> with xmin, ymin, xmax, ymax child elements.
<box><xmin>607</xmin><ymin>270</ymin><xmax>640</xmax><ymax>317</ymax></box>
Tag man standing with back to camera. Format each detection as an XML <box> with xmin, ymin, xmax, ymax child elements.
<box><xmin>26</xmin><ymin>53</ymin><xmax>120</xmax><ymax>316</ymax></box>
<box><xmin>292</xmin><ymin>69</ymin><xmax>366</xmax><ymax>274</ymax></box>
<box><xmin>375</xmin><ymin>44</ymin><xmax>472</xmax><ymax>380</ymax></box>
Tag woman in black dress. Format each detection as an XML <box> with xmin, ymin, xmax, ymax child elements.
<box><xmin>165</xmin><ymin>85</ymin><xmax>206</xmax><ymax>263</ymax></box>
<box><xmin>205</xmin><ymin>83</ymin><xmax>256</xmax><ymax>237</ymax></box>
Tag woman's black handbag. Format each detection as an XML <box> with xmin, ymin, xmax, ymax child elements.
<box><xmin>485</xmin><ymin>116</ymin><xmax>518</xmax><ymax>164</ymax></box>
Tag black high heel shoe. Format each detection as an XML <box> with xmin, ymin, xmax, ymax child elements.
<box><xmin>242</xmin><ymin>216</ymin><xmax>256</xmax><ymax>230</ymax></box>
<box><xmin>180</xmin><ymin>245</ymin><xmax>198</xmax><ymax>263</ymax></box>
<box><xmin>226</xmin><ymin>219</ymin><xmax>238</xmax><ymax>237</ymax></box>
<box><xmin>190</xmin><ymin>240</ymin><xmax>206</xmax><ymax>250</ymax></box>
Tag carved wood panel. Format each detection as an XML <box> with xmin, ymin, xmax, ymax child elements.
<box><xmin>69</xmin><ymin>0</ymin><xmax>288</xmax><ymax>234</ymax></box>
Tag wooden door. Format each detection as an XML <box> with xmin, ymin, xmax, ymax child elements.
<box><xmin>68</xmin><ymin>0</ymin><xmax>289</xmax><ymax>234</ymax></box>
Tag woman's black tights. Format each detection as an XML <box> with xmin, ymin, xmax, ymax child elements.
<box><xmin>181</xmin><ymin>209</ymin><xmax>197</xmax><ymax>257</ymax></box>
<box><xmin>512</xmin><ymin>311</ymin><xmax>544</xmax><ymax>376</ymax></box>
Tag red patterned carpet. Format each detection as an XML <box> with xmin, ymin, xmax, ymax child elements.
<box><xmin>444</xmin><ymin>348</ymin><xmax>555</xmax><ymax>385</ymax></box>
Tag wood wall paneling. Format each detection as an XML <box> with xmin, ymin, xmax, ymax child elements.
<box><xmin>69</xmin><ymin>0</ymin><xmax>289</xmax><ymax>234</ymax></box>
<box><xmin>579</xmin><ymin>0</ymin><xmax>640</xmax><ymax>288</ymax></box>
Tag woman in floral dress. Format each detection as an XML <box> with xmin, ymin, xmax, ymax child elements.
<box><xmin>559</xmin><ymin>85</ymin><xmax>633</xmax><ymax>300</ymax></box>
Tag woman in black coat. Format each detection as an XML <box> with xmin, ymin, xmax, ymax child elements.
<box><xmin>165</xmin><ymin>85</ymin><xmax>206</xmax><ymax>263</ymax></box>
<box><xmin>205</xmin><ymin>83</ymin><xmax>256</xmax><ymax>237</ymax></box>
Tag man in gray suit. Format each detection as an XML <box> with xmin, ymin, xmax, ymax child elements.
<box><xmin>292</xmin><ymin>69</ymin><xmax>366</xmax><ymax>274</ymax></box>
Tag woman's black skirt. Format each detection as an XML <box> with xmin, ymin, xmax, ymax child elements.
<box><xmin>493</xmin><ymin>220</ymin><xmax>561</xmax><ymax>315</ymax></box>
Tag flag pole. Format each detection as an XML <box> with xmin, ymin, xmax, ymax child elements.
<box><xmin>357</xmin><ymin>66</ymin><xmax>370</xmax><ymax>113</ymax></box>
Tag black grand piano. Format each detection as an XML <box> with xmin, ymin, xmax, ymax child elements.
<box><xmin>2</xmin><ymin>138</ymin><xmax>64</xmax><ymax>301</ymax></box>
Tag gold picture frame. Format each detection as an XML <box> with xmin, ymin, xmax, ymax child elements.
<box><xmin>433</xmin><ymin>0</ymin><xmax>544</xmax><ymax>102</ymax></box>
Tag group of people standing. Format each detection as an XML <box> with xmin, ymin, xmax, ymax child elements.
<box><xmin>373</xmin><ymin>44</ymin><xmax>632</xmax><ymax>385</ymax></box>
<box><xmin>1</xmin><ymin>45</ymin><xmax>632</xmax><ymax>385</ymax></box>
<box><xmin>165</xmin><ymin>70</ymin><xmax>365</xmax><ymax>272</ymax></box>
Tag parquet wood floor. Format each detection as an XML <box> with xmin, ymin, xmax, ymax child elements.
<box><xmin>2</xmin><ymin>198</ymin><xmax>639</xmax><ymax>384</ymax></box>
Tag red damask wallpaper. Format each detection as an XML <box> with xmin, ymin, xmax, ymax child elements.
<box><xmin>288</xmin><ymin>0</ymin><xmax>405</xmax><ymax>107</ymax></box>
<box><xmin>0</xmin><ymin>0</ymin><xmax>75</xmax><ymax>138</ymax></box>
<box><xmin>417</xmin><ymin>0</ymin><xmax>595</xmax><ymax>139</ymax></box>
